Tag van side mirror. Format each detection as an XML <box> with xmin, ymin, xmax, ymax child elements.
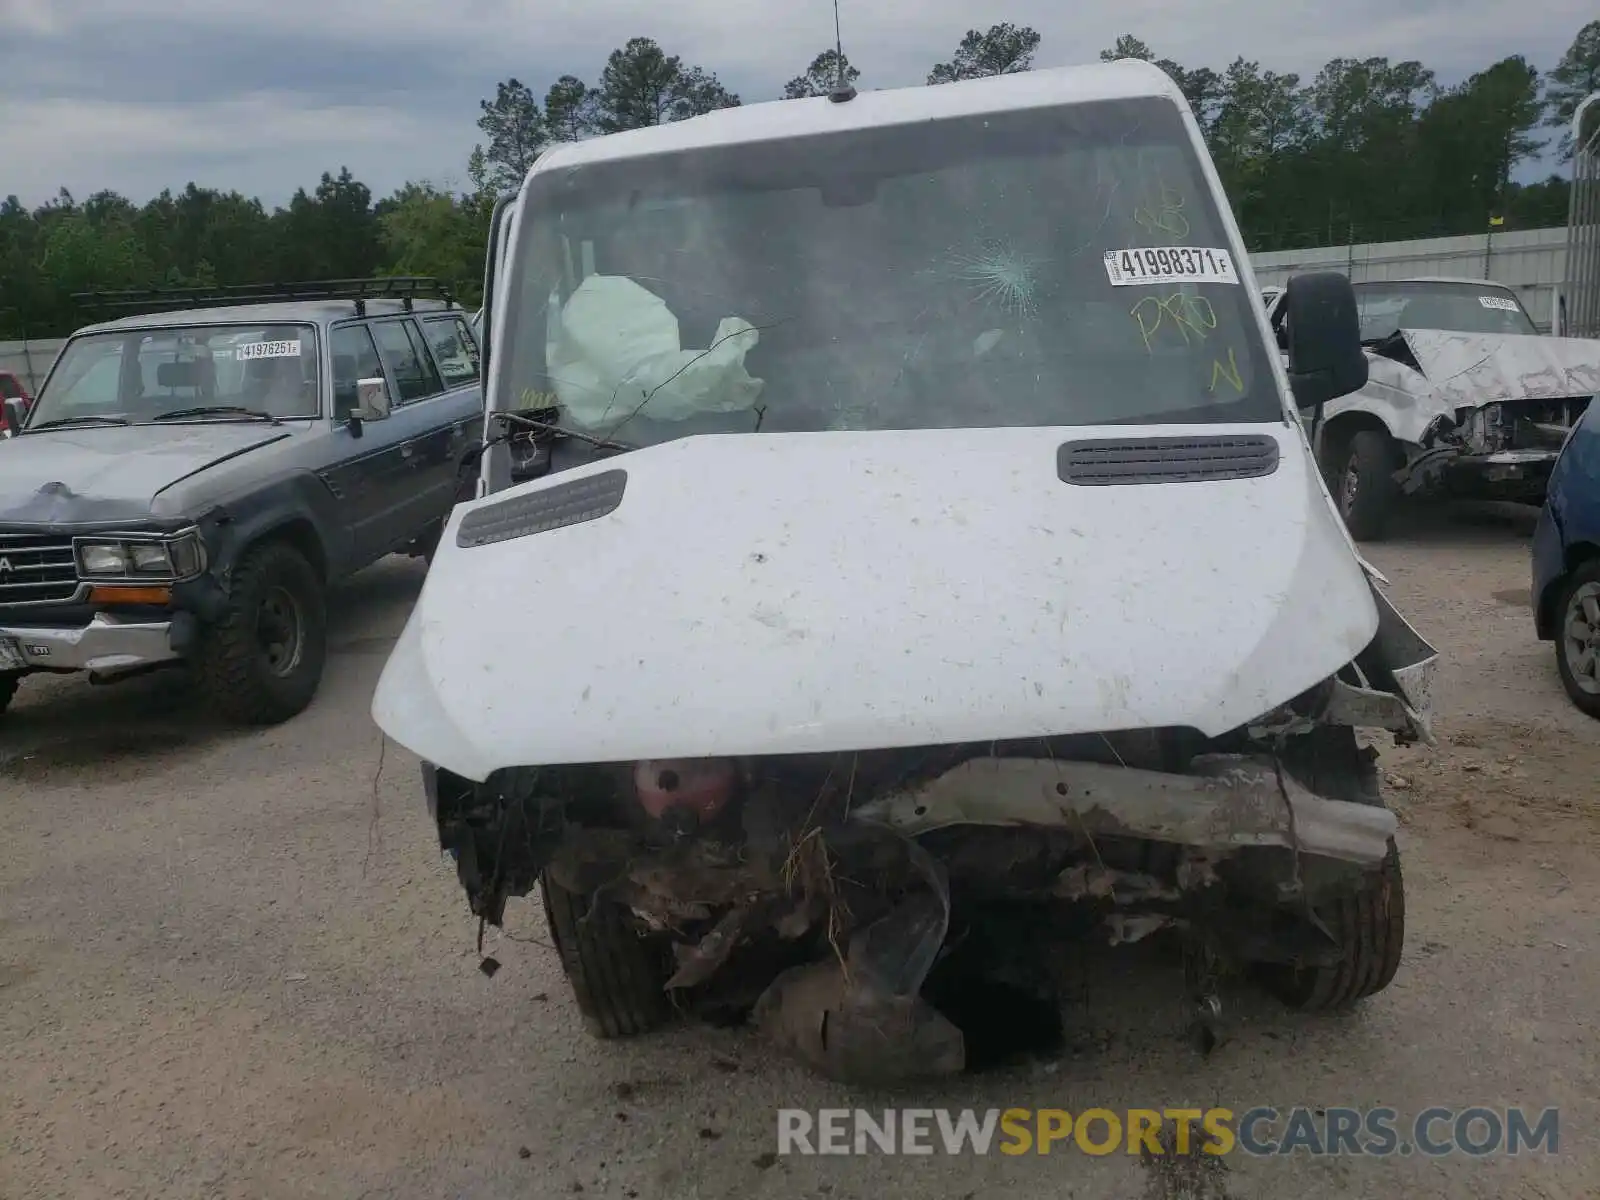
<box><xmin>1283</xmin><ymin>273</ymin><xmax>1368</xmax><ymax>415</ymax></box>
<box><xmin>353</xmin><ymin>376</ymin><xmax>392</xmax><ymax>421</ymax></box>
<box><xmin>2</xmin><ymin>397</ymin><xmax>27</xmax><ymax>434</ymax></box>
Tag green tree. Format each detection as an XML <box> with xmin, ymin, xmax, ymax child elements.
<box><xmin>594</xmin><ymin>37</ymin><xmax>739</xmax><ymax>131</ymax></box>
<box><xmin>784</xmin><ymin>49</ymin><xmax>859</xmax><ymax>98</ymax></box>
<box><xmin>378</xmin><ymin>183</ymin><xmax>490</xmax><ymax>303</ymax></box>
<box><xmin>1545</xmin><ymin>20</ymin><xmax>1600</xmax><ymax>158</ymax></box>
<box><xmin>545</xmin><ymin>75</ymin><xmax>600</xmax><ymax>142</ymax></box>
<box><xmin>927</xmin><ymin>23</ymin><xmax>1041</xmax><ymax>84</ymax></box>
<box><xmin>1098</xmin><ymin>35</ymin><xmax>1153</xmax><ymax>63</ymax></box>
<box><xmin>476</xmin><ymin>78</ymin><xmax>546</xmax><ymax>192</ymax></box>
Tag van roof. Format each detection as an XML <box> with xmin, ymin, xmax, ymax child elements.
<box><xmin>530</xmin><ymin>59</ymin><xmax>1185</xmax><ymax>177</ymax></box>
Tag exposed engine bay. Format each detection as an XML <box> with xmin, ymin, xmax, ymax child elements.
<box><xmin>422</xmin><ymin>610</ymin><xmax>1432</xmax><ymax>1084</ymax></box>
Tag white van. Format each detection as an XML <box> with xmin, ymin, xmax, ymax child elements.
<box><xmin>373</xmin><ymin>60</ymin><xmax>1438</xmax><ymax>1082</ymax></box>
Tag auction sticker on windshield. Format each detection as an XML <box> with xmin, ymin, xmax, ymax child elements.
<box><xmin>1478</xmin><ymin>295</ymin><xmax>1520</xmax><ymax>312</ymax></box>
<box><xmin>1104</xmin><ymin>247</ymin><xmax>1239</xmax><ymax>288</ymax></box>
<box><xmin>237</xmin><ymin>340</ymin><xmax>302</xmax><ymax>360</ymax></box>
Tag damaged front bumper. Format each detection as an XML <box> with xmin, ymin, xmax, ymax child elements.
<box><xmin>1407</xmin><ymin>398</ymin><xmax>1590</xmax><ymax>499</ymax></box>
<box><xmin>415</xmin><ymin>579</ymin><xmax>1437</xmax><ymax>1084</ymax></box>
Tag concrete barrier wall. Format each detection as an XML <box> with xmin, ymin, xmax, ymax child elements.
<box><xmin>0</xmin><ymin>338</ymin><xmax>67</xmax><ymax>394</ymax></box>
<box><xmin>1250</xmin><ymin>227</ymin><xmax>1568</xmax><ymax>333</ymax></box>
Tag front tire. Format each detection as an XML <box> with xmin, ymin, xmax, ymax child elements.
<box><xmin>197</xmin><ymin>541</ymin><xmax>327</xmax><ymax>725</ymax></box>
<box><xmin>541</xmin><ymin>873</ymin><xmax>671</xmax><ymax>1039</ymax></box>
<box><xmin>1331</xmin><ymin>429</ymin><xmax>1399</xmax><ymax>542</ymax></box>
<box><xmin>1260</xmin><ymin>843</ymin><xmax>1405</xmax><ymax>1011</ymax></box>
<box><xmin>1554</xmin><ymin>561</ymin><xmax>1600</xmax><ymax>719</ymax></box>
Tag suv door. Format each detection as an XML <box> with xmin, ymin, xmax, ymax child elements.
<box><xmin>323</xmin><ymin>322</ymin><xmax>416</xmax><ymax>563</ymax></box>
<box><xmin>367</xmin><ymin>316</ymin><xmax>479</xmax><ymax>545</ymax></box>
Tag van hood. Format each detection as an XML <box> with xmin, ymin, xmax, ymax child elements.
<box><xmin>1387</xmin><ymin>330</ymin><xmax>1600</xmax><ymax>407</ymax></box>
<box><xmin>373</xmin><ymin>426</ymin><xmax>1383</xmax><ymax>781</ymax></box>
<box><xmin>0</xmin><ymin>422</ymin><xmax>291</xmax><ymax>524</ymax></box>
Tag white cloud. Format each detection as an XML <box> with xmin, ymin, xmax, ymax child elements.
<box><xmin>0</xmin><ymin>0</ymin><xmax>1592</xmax><ymax>204</ymax></box>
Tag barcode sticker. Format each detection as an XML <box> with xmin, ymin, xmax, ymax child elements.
<box><xmin>1478</xmin><ymin>295</ymin><xmax>1519</xmax><ymax>312</ymax></box>
<box><xmin>1104</xmin><ymin>246</ymin><xmax>1239</xmax><ymax>287</ymax></box>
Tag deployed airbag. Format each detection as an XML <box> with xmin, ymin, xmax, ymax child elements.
<box><xmin>547</xmin><ymin>274</ymin><xmax>764</xmax><ymax>426</ymax></box>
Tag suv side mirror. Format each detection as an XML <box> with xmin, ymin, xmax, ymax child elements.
<box><xmin>353</xmin><ymin>376</ymin><xmax>392</xmax><ymax>421</ymax></box>
<box><xmin>2</xmin><ymin>396</ymin><xmax>29</xmax><ymax>434</ymax></box>
<box><xmin>1283</xmin><ymin>272</ymin><xmax>1368</xmax><ymax>415</ymax></box>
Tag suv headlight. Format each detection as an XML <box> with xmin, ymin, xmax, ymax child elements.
<box><xmin>75</xmin><ymin>530</ymin><xmax>206</xmax><ymax>581</ymax></box>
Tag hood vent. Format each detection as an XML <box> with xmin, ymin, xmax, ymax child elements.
<box><xmin>1058</xmin><ymin>435</ymin><xmax>1280</xmax><ymax>486</ymax></box>
<box><xmin>456</xmin><ymin>468</ymin><xmax>627</xmax><ymax>548</ymax></box>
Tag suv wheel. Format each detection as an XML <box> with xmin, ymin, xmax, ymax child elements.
<box><xmin>1258</xmin><ymin>842</ymin><xmax>1406</xmax><ymax>1011</ymax></box>
<box><xmin>1330</xmin><ymin>430</ymin><xmax>1399</xmax><ymax>542</ymax></box>
<box><xmin>541</xmin><ymin>873</ymin><xmax>672</xmax><ymax>1039</ymax></box>
<box><xmin>1555</xmin><ymin>561</ymin><xmax>1600</xmax><ymax>719</ymax></box>
<box><xmin>198</xmin><ymin>540</ymin><xmax>327</xmax><ymax>725</ymax></box>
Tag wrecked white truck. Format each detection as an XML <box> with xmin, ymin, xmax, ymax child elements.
<box><xmin>372</xmin><ymin>61</ymin><xmax>1439</xmax><ymax>1083</ymax></box>
<box><xmin>1265</xmin><ymin>277</ymin><xmax>1600</xmax><ymax>541</ymax></box>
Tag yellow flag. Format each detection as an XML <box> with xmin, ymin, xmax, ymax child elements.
<box><xmin>1489</xmin><ymin>215</ymin><xmax>1506</xmax><ymax>227</ymax></box>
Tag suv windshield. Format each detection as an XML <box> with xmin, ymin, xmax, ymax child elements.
<box><xmin>28</xmin><ymin>323</ymin><xmax>320</xmax><ymax>427</ymax></box>
<box><xmin>497</xmin><ymin>96</ymin><xmax>1281</xmax><ymax>448</ymax></box>
<box><xmin>1354</xmin><ymin>281</ymin><xmax>1538</xmax><ymax>341</ymax></box>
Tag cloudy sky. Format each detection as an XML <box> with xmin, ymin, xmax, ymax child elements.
<box><xmin>0</xmin><ymin>0</ymin><xmax>1590</xmax><ymax>207</ymax></box>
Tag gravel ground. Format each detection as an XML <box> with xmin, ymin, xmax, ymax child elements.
<box><xmin>1</xmin><ymin>501</ymin><xmax>1595</xmax><ymax>1200</ymax></box>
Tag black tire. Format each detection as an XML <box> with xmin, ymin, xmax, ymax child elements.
<box><xmin>1554</xmin><ymin>560</ymin><xmax>1600</xmax><ymax>719</ymax></box>
<box><xmin>196</xmin><ymin>540</ymin><xmax>327</xmax><ymax>725</ymax></box>
<box><xmin>1331</xmin><ymin>429</ymin><xmax>1399</xmax><ymax>542</ymax></box>
<box><xmin>1260</xmin><ymin>842</ymin><xmax>1405</xmax><ymax>1012</ymax></box>
<box><xmin>0</xmin><ymin>674</ymin><xmax>17</xmax><ymax>716</ymax></box>
<box><xmin>540</xmin><ymin>873</ymin><xmax>671</xmax><ymax>1039</ymax></box>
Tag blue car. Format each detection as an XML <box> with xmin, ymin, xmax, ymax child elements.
<box><xmin>1533</xmin><ymin>398</ymin><xmax>1600</xmax><ymax>718</ymax></box>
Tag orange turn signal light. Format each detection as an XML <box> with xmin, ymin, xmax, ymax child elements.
<box><xmin>88</xmin><ymin>585</ymin><xmax>172</xmax><ymax>606</ymax></box>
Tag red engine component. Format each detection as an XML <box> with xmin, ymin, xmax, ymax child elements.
<box><xmin>633</xmin><ymin>758</ymin><xmax>738</xmax><ymax>825</ymax></box>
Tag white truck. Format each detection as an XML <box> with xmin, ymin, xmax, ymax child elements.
<box><xmin>1263</xmin><ymin>276</ymin><xmax>1600</xmax><ymax>540</ymax></box>
<box><xmin>372</xmin><ymin>59</ymin><xmax>1437</xmax><ymax>1082</ymax></box>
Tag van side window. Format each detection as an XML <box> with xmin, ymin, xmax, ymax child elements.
<box><xmin>331</xmin><ymin>325</ymin><xmax>384</xmax><ymax>420</ymax></box>
<box><xmin>372</xmin><ymin>320</ymin><xmax>443</xmax><ymax>404</ymax></box>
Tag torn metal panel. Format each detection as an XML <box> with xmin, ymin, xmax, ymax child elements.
<box><xmin>849</xmin><ymin>754</ymin><xmax>1398</xmax><ymax>865</ymax></box>
<box><xmin>1398</xmin><ymin>330</ymin><xmax>1600</xmax><ymax>410</ymax></box>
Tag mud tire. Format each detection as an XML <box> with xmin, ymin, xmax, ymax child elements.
<box><xmin>1260</xmin><ymin>842</ymin><xmax>1406</xmax><ymax>1011</ymax></box>
<box><xmin>1332</xmin><ymin>429</ymin><xmax>1399</xmax><ymax>542</ymax></box>
<box><xmin>196</xmin><ymin>540</ymin><xmax>327</xmax><ymax>726</ymax></box>
<box><xmin>541</xmin><ymin>873</ymin><xmax>671</xmax><ymax>1039</ymax></box>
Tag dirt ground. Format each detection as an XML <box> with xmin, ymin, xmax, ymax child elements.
<box><xmin>1</xmin><ymin>501</ymin><xmax>1595</xmax><ymax>1200</ymax></box>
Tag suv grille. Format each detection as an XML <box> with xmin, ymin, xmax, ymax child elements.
<box><xmin>0</xmin><ymin>534</ymin><xmax>81</xmax><ymax>606</ymax></box>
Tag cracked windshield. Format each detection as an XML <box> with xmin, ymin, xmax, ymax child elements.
<box><xmin>503</xmin><ymin>99</ymin><xmax>1279</xmax><ymax>447</ymax></box>
<box><xmin>1354</xmin><ymin>280</ymin><xmax>1540</xmax><ymax>340</ymax></box>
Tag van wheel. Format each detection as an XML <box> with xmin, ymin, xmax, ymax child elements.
<box><xmin>1332</xmin><ymin>430</ymin><xmax>1399</xmax><ymax>542</ymax></box>
<box><xmin>1258</xmin><ymin>842</ymin><xmax>1406</xmax><ymax>1011</ymax></box>
<box><xmin>0</xmin><ymin>674</ymin><xmax>18</xmax><ymax>716</ymax></box>
<box><xmin>1555</xmin><ymin>562</ymin><xmax>1600</xmax><ymax>719</ymax></box>
<box><xmin>541</xmin><ymin>873</ymin><xmax>671</xmax><ymax>1039</ymax></box>
<box><xmin>197</xmin><ymin>541</ymin><xmax>327</xmax><ymax>725</ymax></box>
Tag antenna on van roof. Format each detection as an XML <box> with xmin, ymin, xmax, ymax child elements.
<box><xmin>828</xmin><ymin>0</ymin><xmax>857</xmax><ymax>102</ymax></box>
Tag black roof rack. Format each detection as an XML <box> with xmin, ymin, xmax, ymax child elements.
<box><xmin>72</xmin><ymin>277</ymin><xmax>456</xmax><ymax>318</ymax></box>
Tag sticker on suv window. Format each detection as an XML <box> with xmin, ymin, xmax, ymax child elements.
<box><xmin>237</xmin><ymin>340</ymin><xmax>303</xmax><ymax>360</ymax></box>
<box><xmin>1478</xmin><ymin>295</ymin><xmax>1519</xmax><ymax>312</ymax></box>
<box><xmin>1103</xmin><ymin>247</ymin><xmax>1239</xmax><ymax>287</ymax></box>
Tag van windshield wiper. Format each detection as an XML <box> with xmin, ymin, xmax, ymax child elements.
<box><xmin>152</xmin><ymin>405</ymin><xmax>283</xmax><ymax>425</ymax></box>
<box><xmin>27</xmin><ymin>414</ymin><xmax>133</xmax><ymax>430</ymax></box>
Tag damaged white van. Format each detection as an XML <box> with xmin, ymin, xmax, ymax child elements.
<box><xmin>372</xmin><ymin>61</ymin><xmax>1438</xmax><ymax>1083</ymax></box>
